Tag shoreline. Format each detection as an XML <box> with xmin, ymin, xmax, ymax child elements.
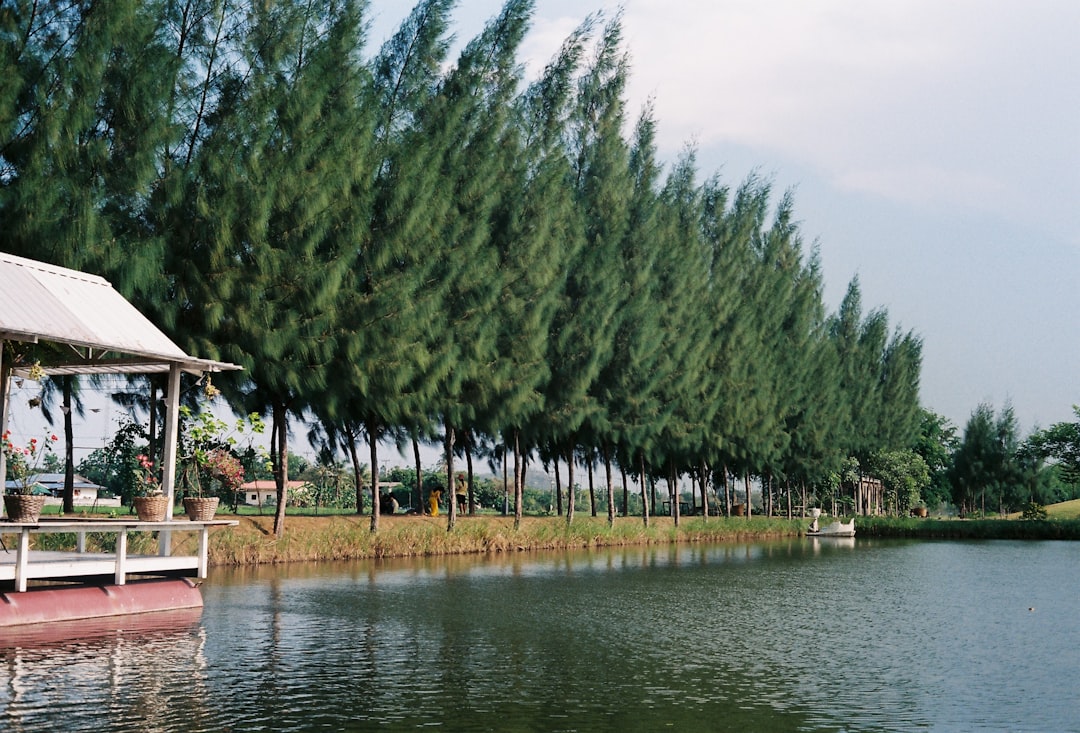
<box><xmin>173</xmin><ymin>513</ymin><xmax>1080</xmax><ymax>567</ymax></box>
<box><xmin>15</xmin><ymin>513</ymin><xmax>1078</xmax><ymax>568</ymax></box>
<box><xmin>199</xmin><ymin>514</ymin><xmax>805</xmax><ymax>566</ymax></box>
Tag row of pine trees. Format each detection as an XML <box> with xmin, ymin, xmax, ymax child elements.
<box><xmin>1</xmin><ymin>0</ymin><xmax>922</xmax><ymax>536</ymax></box>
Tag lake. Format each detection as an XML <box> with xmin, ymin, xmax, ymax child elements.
<box><xmin>2</xmin><ymin>537</ymin><xmax>1078</xmax><ymax>732</ymax></box>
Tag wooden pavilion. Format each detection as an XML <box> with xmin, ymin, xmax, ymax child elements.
<box><xmin>0</xmin><ymin>253</ymin><xmax>240</xmax><ymax>623</ymax></box>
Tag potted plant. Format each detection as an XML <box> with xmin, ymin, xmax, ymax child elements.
<box><xmin>182</xmin><ymin>445</ymin><xmax>245</xmax><ymax>521</ymax></box>
<box><xmin>2</xmin><ymin>429</ymin><xmax>58</xmax><ymax>522</ymax></box>
<box><xmin>132</xmin><ymin>453</ymin><xmax>169</xmax><ymax>521</ymax></box>
<box><xmin>183</xmin><ymin>448</ymin><xmax>245</xmax><ymax>520</ymax></box>
<box><xmin>177</xmin><ymin>401</ymin><xmax>262</xmax><ymax>520</ymax></box>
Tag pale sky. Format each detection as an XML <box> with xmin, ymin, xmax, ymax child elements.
<box><xmin>370</xmin><ymin>0</ymin><xmax>1080</xmax><ymax>433</ymax></box>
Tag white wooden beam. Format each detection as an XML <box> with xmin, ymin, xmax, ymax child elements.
<box><xmin>159</xmin><ymin>363</ymin><xmax>182</xmax><ymax>555</ymax></box>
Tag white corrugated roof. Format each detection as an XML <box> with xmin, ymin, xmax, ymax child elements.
<box><xmin>0</xmin><ymin>252</ymin><xmax>238</xmax><ymax>374</ymax></box>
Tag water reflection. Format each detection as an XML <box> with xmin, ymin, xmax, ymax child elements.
<box><xmin>2</xmin><ymin>539</ymin><xmax>1079</xmax><ymax>732</ymax></box>
<box><xmin>1</xmin><ymin>608</ymin><xmax>209</xmax><ymax>731</ymax></box>
<box><xmin>808</xmin><ymin>534</ymin><xmax>856</xmax><ymax>551</ymax></box>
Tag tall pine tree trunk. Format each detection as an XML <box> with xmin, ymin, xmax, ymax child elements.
<box><xmin>665</xmin><ymin>462</ymin><xmax>673</xmax><ymax>524</ymax></box>
<box><xmin>554</xmin><ymin>454</ymin><xmax>563</xmax><ymax>517</ymax></box>
<box><xmin>368</xmin><ymin>418</ymin><xmax>381</xmax><ymax>533</ymax></box>
<box><xmin>565</xmin><ymin>447</ymin><xmax>575</xmax><ymax>525</ymax></box>
<box><xmin>604</xmin><ymin>444</ymin><xmax>615</xmax><ymax>528</ymax></box>
<box><xmin>502</xmin><ymin>442</ymin><xmax>509</xmax><ymax>516</ymax></box>
<box><xmin>513</xmin><ymin>430</ymin><xmax>523</xmax><ymax>530</ymax></box>
<box><xmin>723</xmin><ymin>465</ymin><xmax>732</xmax><ymax>517</ymax></box>
<box><xmin>621</xmin><ymin>464</ymin><xmax>629</xmax><ymax>518</ymax></box>
<box><xmin>445</xmin><ymin>424</ymin><xmax>457</xmax><ymax>531</ymax></box>
<box><xmin>272</xmin><ymin>401</ymin><xmax>289</xmax><ymax>538</ymax></box>
<box><xmin>700</xmin><ymin>459</ymin><xmax>710</xmax><ymax>520</ymax></box>
<box><xmin>640</xmin><ymin>453</ymin><xmax>650</xmax><ymax>528</ymax></box>
<box><xmin>588</xmin><ymin>457</ymin><xmax>596</xmax><ymax>517</ymax></box>
<box><xmin>465</xmin><ymin>439</ymin><xmax>475</xmax><ymax>515</ymax></box>
<box><xmin>413</xmin><ymin>434</ymin><xmax>423</xmax><ymax>515</ymax></box>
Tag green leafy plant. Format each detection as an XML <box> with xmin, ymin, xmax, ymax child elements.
<box><xmin>178</xmin><ymin>405</ymin><xmax>264</xmax><ymax>498</ymax></box>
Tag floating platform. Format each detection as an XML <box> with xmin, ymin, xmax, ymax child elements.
<box><xmin>0</xmin><ymin>518</ymin><xmax>235</xmax><ymax>628</ymax></box>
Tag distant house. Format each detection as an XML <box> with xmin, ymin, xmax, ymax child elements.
<box><xmin>238</xmin><ymin>480</ymin><xmax>313</xmax><ymax>507</ymax></box>
<box><xmin>5</xmin><ymin>473</ymin><xmax>122</xmax><ymax>508</ymax></box>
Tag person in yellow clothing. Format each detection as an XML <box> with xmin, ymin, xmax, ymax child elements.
<box><xmin>427</xmin><ymin>488</ymin><xmax>442</xmax><ymax>516</ymax></box>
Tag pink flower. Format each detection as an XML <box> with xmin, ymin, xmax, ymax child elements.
<box><xmin>3</xmin><ymin>429</ymin><xmax>58</xmax><ymax>495</ymax></box>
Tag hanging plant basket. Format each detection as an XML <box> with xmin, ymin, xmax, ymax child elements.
<box><xmin>4</xmin><ymin>495</ymin><xmax>46</xmax><ymax>523</ymax></box>
<box><xmin>183</xmin><ymin>496</ymin><xmax>219</xmax><ymax>521</ymax></box>
<box><xmin>134</xmin><ymin>495</ymin><xmax>169</xmax><ymax>522</ymax></box>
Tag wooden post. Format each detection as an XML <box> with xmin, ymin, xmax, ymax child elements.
<box><xmin>115</xmin><ymin>530</ymin><xmax>128</xmax><ymax>585</ymax></box>
<box><xmin>15</xmin><ymin>527</ymin><xmax>29</xmax><ymax>592</ymax></box>
<box><xmin>159</xmin><ymin>363</ymin><xmax>183</xmax><ymax>555</ymax></box>
<box><xmin>0</xmin><ymin>342</ymin><xmax>8</xmax><ymax>516</ymax></box>
<box><xmin>198</xmin><ymin>525</ymin><xmax>209</xmax><ymax>579</ymax></box>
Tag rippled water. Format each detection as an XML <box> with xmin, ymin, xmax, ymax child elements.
<box><xmin>2</xmin><ymin>538</ymin><xmax>1078</xmax><ymax>732</ymax></box>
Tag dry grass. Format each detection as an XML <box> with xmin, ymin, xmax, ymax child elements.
<box><xmin>186</xmin><ymin>513</ymin><xmax>803</xmax><ymax>566</ymax></box>
<box><xmin>1000</xmin><ymin>498</ymin><xmax>1080</xmax><ymax>520</ymax></box>
<box><xmin>1045</xmin><ymin>498</ymin><xmax>1080</xmax><ymax>519</ymax></box>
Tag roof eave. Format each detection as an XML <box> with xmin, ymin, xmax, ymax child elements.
<box><xmin>11</xmin><ymin>355</ymin><xmax>242</xmax><ymax>378</ymax></box>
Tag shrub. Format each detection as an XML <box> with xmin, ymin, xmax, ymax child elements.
<box><xmin>1021</xmin><ymin>502</ymin><xmax>1048</xmax><ymax>520</ymax></box>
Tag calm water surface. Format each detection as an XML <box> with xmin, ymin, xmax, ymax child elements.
<box><xmin>2</xmin><ymin>538</ymin><xmax>1079</xmax><ymax>732</ymax></box>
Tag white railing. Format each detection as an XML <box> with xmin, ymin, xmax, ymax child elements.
<box><xmin>0</xmin><ymin>519</ymin><xmax>236</xmax><ymax>592</ymax></box>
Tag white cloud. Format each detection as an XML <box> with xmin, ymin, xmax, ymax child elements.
<box><xmin>606</xmin><ymin>0</ymin><xmax>1080</xmax><ymax>232</ymax></box>
<box><xmin>620</xmin><ymin>1</ymin><xmax>959</xmax><ymax>145</ymax></box>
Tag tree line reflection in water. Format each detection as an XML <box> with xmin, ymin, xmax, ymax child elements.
<box><xmin>2</xmin><ymin>539</ymin><xmax>1076</xmax><ymax>732</ymax></box>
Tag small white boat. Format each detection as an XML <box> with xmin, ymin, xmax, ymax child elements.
<box><xmin>807</xmin><ymin>518</ymin><xmax>856</xmax><ymax>537</ymax></box>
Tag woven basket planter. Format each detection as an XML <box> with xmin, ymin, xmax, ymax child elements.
<box><xmin>183</xmin><ymin>496</ymin><xmax>219</xmax><ymax>521</ymax></box>
<box><xmin>4</xmin><ymin>495</ymin><xmax>46</xmax><ymax>522</ymax></box>
<box><xmin>134</xmin><ymin>495</ymin><xmax>169</xmax><ymax>522</ymax></box>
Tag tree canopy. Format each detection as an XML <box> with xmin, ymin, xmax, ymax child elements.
<box><xmin>1</xmin><ymin>0</ymin><xmax>928</xmax><ymax>530</ymax></box>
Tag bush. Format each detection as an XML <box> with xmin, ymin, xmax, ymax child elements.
<box><xmin>1021</xmin><ymin>502</ymin><xmax>1048</xmax><ymax>520</ymax></box>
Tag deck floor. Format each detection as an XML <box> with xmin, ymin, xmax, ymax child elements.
<box><xmin>0</xmin><ymin>550</ymin><xmax>198</xmax><ymax>583</ymax></box>
<box><xmin>0</xmin><ymin>518</ymin><xmax>235</xmax><ymax>590</ymax></box>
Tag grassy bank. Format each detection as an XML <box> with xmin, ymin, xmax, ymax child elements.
<box><xmin>12</xmin><ymin>512</ymin><xmax>1080</xmax><ymax>567</ymax></box>
<box><xmin>188</xmin><ymin>514</ymin><xmax>804</xmax><ymax>565</ymax></box>
<box><xmin>192</xmin><ymin>512</ymin><xmax>1080</xmax><ymax>565</ymax></box>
